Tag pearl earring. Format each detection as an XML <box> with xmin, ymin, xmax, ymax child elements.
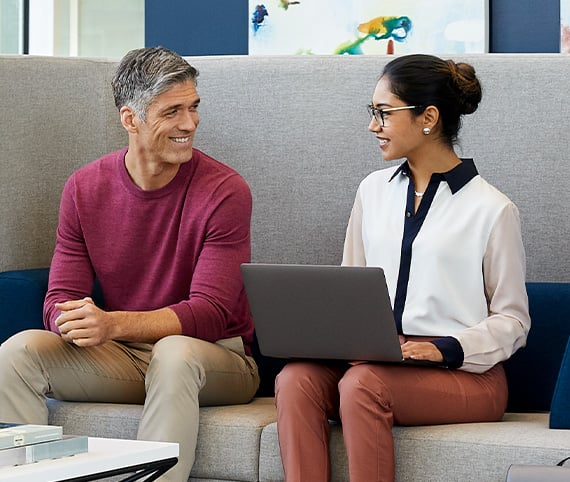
<box><xmin>423</xmin><ymin>127</ymin><xmax>431</xmax><ymax>135</ymax></box>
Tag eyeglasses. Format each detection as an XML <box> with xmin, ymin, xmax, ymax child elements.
<box><xmin>367</xmin><ymin>104</ymin><xmax>419</xmax><ymax>127</ymax></box>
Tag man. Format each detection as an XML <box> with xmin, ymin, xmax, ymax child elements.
<box><xmin>0</xmin><ymin>47</ymin><xmax>260</xmax><ymax>481</ymax></box>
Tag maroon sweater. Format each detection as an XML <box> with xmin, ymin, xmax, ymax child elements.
<box><xmin>44</xmin><ymin>147</ymin><xmax>254</xmax><ymax>352</ymax></box>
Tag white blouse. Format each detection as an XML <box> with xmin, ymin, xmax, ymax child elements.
<box><xmin>342</xmin><ymin>161</ymin><xmax>530</xmax><ymax>374</ymax></box>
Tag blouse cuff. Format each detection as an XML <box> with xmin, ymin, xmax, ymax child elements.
<box><xmin>431</xmin><ymin>337</ymin><xmax>464</xmax><ymax>369</ymax></box>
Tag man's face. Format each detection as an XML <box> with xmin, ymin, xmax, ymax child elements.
<box><xmin>133</xmin><ymin>80</ymin><xmax>200</xmax><ymax>166</ymax></box>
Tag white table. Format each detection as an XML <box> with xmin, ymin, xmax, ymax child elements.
<box><xmin>0</xmin><ymin>437</ymin><xmax>179</xmax><ymax>481</ymax></box>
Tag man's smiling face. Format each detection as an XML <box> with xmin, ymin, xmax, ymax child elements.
<box><xmin>133</xmin><ymin>80</ymin><xmax>201</xmax><ymax>167</ymax></box>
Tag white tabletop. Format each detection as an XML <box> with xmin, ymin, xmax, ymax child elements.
<box><xmin>0</xmin><ymin>437</ymin><xmax>179</xmax><ymax>481</ymax></box>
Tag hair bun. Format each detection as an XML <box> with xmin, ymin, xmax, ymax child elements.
<box><xmin>446</xmin><ymin>60</ymin><xmax>482</xmax><ymax>115</ymax></box>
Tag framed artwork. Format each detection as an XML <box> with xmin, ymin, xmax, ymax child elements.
<box><xmin>249</xmin><ymin>0</ymin><xmax>489</xmax><ymax>55</ymax></box>
<box><xmin>562</xmin><ymin>0</ymin><xmax>570</xmax><ymax>53</ymax></box>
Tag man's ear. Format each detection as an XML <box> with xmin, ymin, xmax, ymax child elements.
<box><xmin>119</xmin><ymin>106</ymin><xmax>138</xmax><ymax>133</ymax></box>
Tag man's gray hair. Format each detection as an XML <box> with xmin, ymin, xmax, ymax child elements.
<box><xmin>111</xmin><ymin>46</ymin><xmax>199</xmax><ymax>121</ymax></box>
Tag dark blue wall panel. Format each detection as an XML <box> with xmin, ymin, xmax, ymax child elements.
<box><xmin>490</xmin><ymin>0</ymin><xmax>560</xmax><ymax>52</ymax></box>
<box><xmin>145</xmin><ymin>0</ymin><xmax>248</xmax><ymax>56</ymax></box>
<box><xmin>145</xmin><ymin>0</ymin><xmax>561</xmax><ymax>55</ymax></box>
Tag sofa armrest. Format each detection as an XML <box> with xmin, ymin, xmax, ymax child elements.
<box><xmin>0</xmin><ymin>268</ymin><xmax>50</xmax><ymax>344</ymax></box>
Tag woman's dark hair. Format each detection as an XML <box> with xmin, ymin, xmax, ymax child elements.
<box><xmin>381</xmin><ymin>54</ymin><xmax>482</xmax><ymax>146</ymax></box>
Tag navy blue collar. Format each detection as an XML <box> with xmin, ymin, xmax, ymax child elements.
<box><xmin>389</xmin><ymin>158</ymin><xmax>478</xmax><ymax>194</ymax></box>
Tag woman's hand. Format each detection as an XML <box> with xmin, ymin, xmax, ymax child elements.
<box><xmin>401</xmin><ymin>340</ymin><xmax>444</xmax><ymax>363</ymax></box>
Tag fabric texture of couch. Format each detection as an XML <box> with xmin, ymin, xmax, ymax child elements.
<box><xmin>1</xmin><ymin>53</ymin><xmax>570</xmax><ymax>481</ymax></box>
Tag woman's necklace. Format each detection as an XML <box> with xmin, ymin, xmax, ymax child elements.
<box><xmin>414</xmin><ymin>191</ymin><xmax>424</xmax><ymax>198</ymax></box>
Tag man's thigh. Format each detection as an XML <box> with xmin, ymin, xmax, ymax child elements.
<box><xmin>16</xmin><ymin>330</ymin><xmax>150</xmax><ymax>404</ymax></box>
<box><xmin>150</xmin><ymin>335</ymin><xmax>260</xmax><ymax>406</ymax></box>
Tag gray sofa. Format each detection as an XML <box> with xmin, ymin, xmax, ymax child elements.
<box><xmin>1</xmin><ymin>53</ymin><xmax>570</xmax><ymax>481</ymax></box>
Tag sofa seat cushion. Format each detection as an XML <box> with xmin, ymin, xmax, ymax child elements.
<box><xmin>259</xmin><ymin>413</ymin><xmax>570</xmax><ymax>482</ymax></box>
<box><xmin>49</xmin><ymin>397</ymin><xmax>277</xmax><ymax>482</ymax></box>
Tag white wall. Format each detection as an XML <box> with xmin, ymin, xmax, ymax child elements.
<box><xmin>26</xmin><ymin>0</ymin><xmax>143</xmax><ymax>57</ymax></box>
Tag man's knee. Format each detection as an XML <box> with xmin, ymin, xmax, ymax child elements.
<box><xmin>0</xmin><ymin>329</ymin><xmax>59</xmax><ymax>364</ymax></box>
<box><xmin>0</xmin><ymin>330</ymin><xmax>61</xmax><ymax>395</ymax></box>
<box><xmin>147</xmin><ymin>336</ymin><xmax>207</xmax><ymax>390</ymax></box>
<box><xmin>151</xmin><ymin>335</ymin><xmax>209</xmax><ymax>367</ymax></box>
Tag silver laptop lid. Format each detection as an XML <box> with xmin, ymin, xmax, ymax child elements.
<box><xmin>241</xmin><ymin>264</ymin><xmax>404</xmax><ymax>362</ymax></box>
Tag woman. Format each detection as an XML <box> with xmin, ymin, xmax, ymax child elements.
<box><xmin>274</xmin><ymin>54</ymin><xmax>531</xmax><ymax>482</ymax></box>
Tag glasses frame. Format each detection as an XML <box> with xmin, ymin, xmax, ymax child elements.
<box><xmin>367</xmin><ymin>104</ymin><xmax>419</xmax><ymax>127</ymax></box>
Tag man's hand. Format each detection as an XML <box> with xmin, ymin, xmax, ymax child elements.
<box><xmin>55</xmin><ymin>297</ymin><xmax>116</xmax><ymax>347</ymax></box>
<box><xmin>401</xmin><ymin>340</ymin><xmax>444</xmax><ymax>363</ymax></box>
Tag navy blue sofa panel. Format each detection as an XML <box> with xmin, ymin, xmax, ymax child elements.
<box><xmin>0</xmin><ymin>268</ymin><xmax>104</xmax><ymax>345</ymax></box>
<box><xmin>1</xmin><ymin>269</ymin><xmax>569</xmax><ymax>411</ymax></box>
<box><xmin>504</xmin><ymin>282</ymin><xmax>570</xmax><ymax>412</ymax></box>
<box><xmin>0</xmin><ymin>268</ymin><xmax>48</xmax><ymax>342</ymax></box>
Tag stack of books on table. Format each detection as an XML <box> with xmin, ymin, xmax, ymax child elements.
<box><xmin>0</xmin><ymin>422</ymin><xmax>88</xmax><ymax>467</ymax></box>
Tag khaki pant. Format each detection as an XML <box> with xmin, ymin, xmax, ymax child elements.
<box><xmin>0</xmin><ymin>330</ymin><xmax>259</xmax><ymax>481</ymax></box>
<box><xmin>275</xmin><ymin>360</ymin><xmax>507</xmax><ymax>482</ymax></box>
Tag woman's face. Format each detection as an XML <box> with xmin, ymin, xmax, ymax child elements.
<box><xmin>369</xmin><ymin>76</ymin><xmax>425</xmax><ymax>162</ymax></box>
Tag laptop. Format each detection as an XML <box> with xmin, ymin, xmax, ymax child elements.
<box><xmin>241</xmin><ymin>263</ymin><xmax>437</xmax><ymax>364</ymax></box>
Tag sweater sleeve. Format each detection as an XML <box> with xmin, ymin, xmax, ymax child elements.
<box><xmin>166</xmin><ymin>174</ymin><xmax>253</xmax><ymax>341</ymax></box>
<box><xmin>43</xmin><ymin>176</ymin><xmax>96</xmax><ymax>333</ymax></box>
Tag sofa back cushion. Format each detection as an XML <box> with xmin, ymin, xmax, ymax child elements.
<box><xmin>1</xmin><ymin>55</ymin><xmax>570</xmax><ymax>286</ymax></box>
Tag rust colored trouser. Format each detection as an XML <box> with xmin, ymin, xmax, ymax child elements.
<box><xmin>275</xmin><ymin>360</ymin><xmax>507</xmax><ymax>482</ymax></box>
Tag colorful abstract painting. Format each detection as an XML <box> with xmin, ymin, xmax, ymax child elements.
<box><xmin>249</xmin><ymin>0</ymin><xmax>488</xmax><ymax>55</ymax></box>
<box><xmin>562</xmin><ymin>0</ymin><xmax>570</xmax><ymax>53</ymax></box>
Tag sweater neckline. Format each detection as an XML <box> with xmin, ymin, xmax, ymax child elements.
<box><xmin>117</xmin><ymin>148</ymin><xmax>196</xmax><ymax>199</ymax></box>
